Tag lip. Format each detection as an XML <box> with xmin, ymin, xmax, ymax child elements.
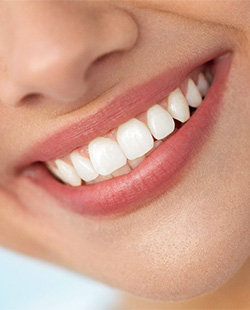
<box><xmin>21</xmin><ymin>52</ymin><xmax>232</xmax><ymax>217</ymax></box>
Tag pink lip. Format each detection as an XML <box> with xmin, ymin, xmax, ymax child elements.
<box><xmin>22</xmin><ymin>52</ymin><xmax>231</xmax><ymax>217</ymax></box>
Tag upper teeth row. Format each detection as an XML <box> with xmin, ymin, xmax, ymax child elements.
<box><xmin>47</xmin><ymin>71</ymin><xmax>211</xmax><ymax>186</ymax></box>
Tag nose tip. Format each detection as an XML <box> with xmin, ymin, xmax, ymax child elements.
<box><xmin>0</xmin><ymin>3</ymin><xmax>138</xmax><ymax>107</ymax></box>
<box><xmin>3</xmin><ymin>46</ymin><xmax>91</xmax><ymax>106</ymax></box>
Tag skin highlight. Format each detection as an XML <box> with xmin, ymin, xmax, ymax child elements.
<box><xmin>0</xmin><ymin>1</ymin><xmax>249</xmax><ymax>308</ymax></box>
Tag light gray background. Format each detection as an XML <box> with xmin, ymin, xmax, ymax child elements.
<box><xmin>0</xmin><ymin>247</ymin><xmax>121</xmax><ymax>310</ymax></box>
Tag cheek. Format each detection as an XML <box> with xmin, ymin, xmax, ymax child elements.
<box><xmin>82</xmin><ymin>54</ymin><xmax>250</xmax><ymax>300</ymax></box>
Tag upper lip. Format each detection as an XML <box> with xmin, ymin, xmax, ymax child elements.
<box><xmin>17</xmin><ymin>47</ymin><xmax>229</xmax><ymax>172</ymax></box>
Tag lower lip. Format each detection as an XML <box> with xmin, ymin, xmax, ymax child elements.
<box><xmin>27</xmin><ymin>54</ymin><xmax>231</xmax><ymax>217</ymax></box>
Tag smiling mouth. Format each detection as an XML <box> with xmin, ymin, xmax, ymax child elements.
<box><xmin>22</xmin><ymin>52</ymin><xmax>231</xmax><ymax>217</ymax></box>
<box><xmin>46</xmin><ymin>66</ymin><xmax>213</xmax><ymax>187</ymax></box>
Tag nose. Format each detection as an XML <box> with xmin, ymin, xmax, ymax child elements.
<box><xmin>0</xmin><ymin>2</ymin><xmax>138</xmax><ymax>107</ymax></box>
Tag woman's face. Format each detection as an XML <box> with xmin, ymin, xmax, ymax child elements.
<box><xmin>0</xmin><ymin>1</ymin><xmax>249</xmax><ymax>301</ymax></box>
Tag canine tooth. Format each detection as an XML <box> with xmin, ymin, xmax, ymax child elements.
<box><xmin>185</xmin><ymin>78</ymin><xmax>202</xmax><ymax>108</ymax></box>
<box><xmin>147</xmin><ymin>104</ymin><xmax>175</xmax><ymax>140</ymax></box>
<box><xmin>55</xmin><ymin>159</ymin><xmax>82</xmax><ymax>186</ymax></box>
<box><xmin>70</xmin><ymin>152</ymin><xmax>98</xmax><ymax>182</ymax></box>
<box><xmin>197</xmin><ymin>73</ymin><xmax>209</xmax><ymax>96</ymax></box>
<box><xmin>116</xmin><ymin>118</ymin><xmax>154</xmax><ymax>160</ymax></box>
<box><xmin>88</xmin><ymin>137</ymin><xmax>127</xmax><ymax>176</ymax></box>
<box><xmin>47</xmin><ymin>163</ymin><xmax>63</xmax><ymax>180</ymax></box>
<box><xmin>167</xmin><ymin>88</ymin><xmax>190</xmax><ymax>123</ymax></box>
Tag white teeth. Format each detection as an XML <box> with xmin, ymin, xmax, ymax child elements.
<box><xmin>197</xmin><ymin>73</ymin><xmax>209</xmax><ymax>96</ymax></box>
<box><xmin>167</xmin><ymin>88</ymin><xmax>190</xmax><ymax>123</ymax></box>
<box><xmin>116</xmin><ymin>118</ymin><xmax>154</xmax><ymax>160</ymax></box>
<box><xmin>70</xmin><ymin>151</ymin><xmax>98</xmax><ymax>182</ymax></box>
<box><xmin>48</xmin><ymin>69</ymin><xmax>212</xmax><ymax>186</ymax></box>
<box><xmin>47</xmin><ymin>164</ymin><xmax>63</xmax><ymax>180</ymax></box>
<box><xmin>88</xmin><ymin>137</ymin><xmax>127</xmax><ymax>176</ymax></box>
<box><xmin>55</xmin><ymin>159</ymin><xmax>82</xmax><ymax>186</ymax></box>
<box><xmin>185</xmin><ymin>78</ymin><xmax>202</xmax><ymax>108</ymax></box>
<box><xmin>147</xmin><ymin>104</ymin><xmax>175</xmax><ymax>140</ymax></box>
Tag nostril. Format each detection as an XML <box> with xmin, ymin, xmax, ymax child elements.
<box><xmin>95</xmin><ymin>50</ymin><xmax>118</xmax><ymax>63</ymax></box>
<box><xmin>19</xmin><ymin>93</ymin><xmax>40</xmax><ymax>106</ymax></box>
<box><xmin>86</xmin><ymin>50</ymin><xmax>122</xmax><ymax>80</ymax></box>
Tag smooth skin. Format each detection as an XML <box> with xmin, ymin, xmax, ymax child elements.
<box><xmin>0</xmin><ymin>1</ymin><xmax>250</xmax><ymax>309</ymax></box>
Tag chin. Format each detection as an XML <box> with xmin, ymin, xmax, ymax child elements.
<box><xmin>109</xmin><ymin>232</ymin><xmax>250</xmax><ymax>302</ymax></box>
